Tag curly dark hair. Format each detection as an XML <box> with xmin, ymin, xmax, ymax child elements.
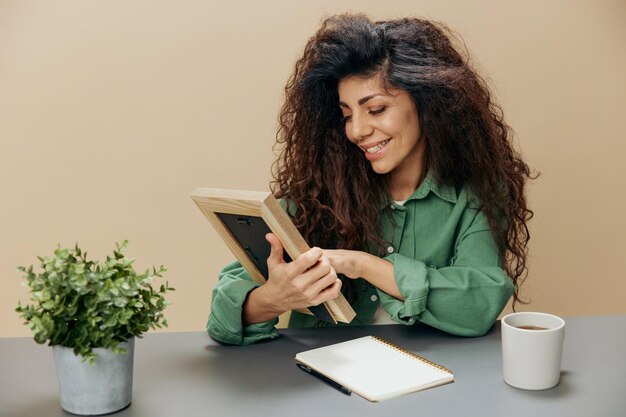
<box><xmin>271</xmin><ymin>14</ymin><xmax>534</xmax><ymax>306</ymax></box>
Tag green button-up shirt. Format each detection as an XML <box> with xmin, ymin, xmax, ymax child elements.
<box><xmin>207</xmin><ymin>172</ymin><xmax>514</xmax><ymax>345</ymax></box>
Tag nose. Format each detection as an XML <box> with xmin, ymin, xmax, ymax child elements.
<box><xmin>349</xmin><ymin>115</ymin><xmax>374</xmax><ymax>143</ymax></box>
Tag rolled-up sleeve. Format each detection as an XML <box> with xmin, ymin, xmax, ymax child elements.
<box><xmin>377</xmin><ymin>211</ymin><xmax>514</xmax><ymax>336</ymax></box>
<box><xmin>207</xmin><ymin>261</ymin><xmax>279</xmax><ymax>345</ymax></box>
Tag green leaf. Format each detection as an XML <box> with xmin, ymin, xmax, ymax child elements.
<box><xmin>34</xmin><ymin>289</ymin><xmax>51</xmax><ymax>302</ymax></box>
<box><xmin>16</xmin><ymin>240</ymin><xmax>174</xmax><ymax>363</ymax></box>
<box><xmin>113</xmin><ymin>297</ymin><xmax>127</xmax><ymax>308</ymax></box>
<box><xmin>41</xmin><ymin>300</ymin><xmax>56</xmax><ymax>311</ymax></box>
<box><xmin>104</xmin><ymin>316</ymin><xmax>117</xmax><ymax>328</ymax></box>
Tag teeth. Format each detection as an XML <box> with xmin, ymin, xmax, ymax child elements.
<box><xmin>366</xmin><ymin>140</ymin><xmax>390</xmax><ymax>153</ymax></box>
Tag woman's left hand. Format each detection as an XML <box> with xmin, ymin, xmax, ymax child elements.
<box><xmin>323</xmin><ymin>249</ymin><xmax>403</xmax><ymax>300</ymax></box>
<box><xmin>322</xmin><ymin>249</ymin><xmax>364</xmax><ymax>279</ymax></box>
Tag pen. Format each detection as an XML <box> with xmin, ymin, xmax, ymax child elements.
<box><xmin>296</xmin><ymin>363</ymin><xmax>352</xmax><ymax>396</ymax></box>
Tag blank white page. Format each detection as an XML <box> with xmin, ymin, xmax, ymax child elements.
<box><xmin>295</xmin><ymin>335</ymin><xmax>454</xmax><ymax>402</ymax></box>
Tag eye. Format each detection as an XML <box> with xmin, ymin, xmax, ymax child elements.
<box><xmin>369</xmin><ymin>106</ymin><xmax>386</xmax><ymax>115</ymax></box>
<box><xmin>341</xmin><ymin>114</ymin><xmax>352</xmax><ymax>124</ymax></box>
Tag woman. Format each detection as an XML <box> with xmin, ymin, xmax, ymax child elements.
<box><xmin>207</xmin><ymin>14</ymin><xmax>534</xmax><ymax>345</ymax></box>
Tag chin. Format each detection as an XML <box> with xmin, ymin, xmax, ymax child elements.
<box><xmin>370</xmin><ymin>162</ymin><xmax>392</xmax><ymax>175</ymax></box>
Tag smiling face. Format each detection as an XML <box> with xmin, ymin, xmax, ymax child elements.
<box><xmin>338</xmin><ymin>75</ymin><xmax>425</xmax><ymax>183</ymax></box>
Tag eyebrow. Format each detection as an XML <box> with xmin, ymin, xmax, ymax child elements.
<box><xmin>338</xmin><ymin>93</ymin><xmax>384</xmax><ymax>108</ymax></box>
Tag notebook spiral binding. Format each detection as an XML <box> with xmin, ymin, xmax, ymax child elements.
<box><xmin>372</xmin><ymin>336</ymin><xmax>453</xmax><ymax>375</ymax></box>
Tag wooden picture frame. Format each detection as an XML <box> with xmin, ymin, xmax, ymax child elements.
<box><xmin>191</xmin><ymin>188</ymin><xmax>356</xmax><ymax>324</ymax></box>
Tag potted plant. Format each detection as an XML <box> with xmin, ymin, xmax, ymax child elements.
<box><xmin>16</xmin><ymin>240</ymin><xmax>174</xmax><ymax>415</ymax></box>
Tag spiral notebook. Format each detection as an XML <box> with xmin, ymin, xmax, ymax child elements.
<box><xmin>294</xmin><ymin>335</ymin><xmax>454</xmax><ymax>402</ymax></box>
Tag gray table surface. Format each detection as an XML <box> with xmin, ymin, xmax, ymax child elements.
<box><xmin>1</xmin><ymin>315</ymin><xmax>625</xmax><ymax>417</ymax></box>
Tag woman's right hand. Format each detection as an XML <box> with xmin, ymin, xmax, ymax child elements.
<box><xmin>264</xmin><ymin>233</ymin><xmax>342</xmax><ymax>311</ymax></box>
<box><xmin>242</xmin><ymin>233</ymin><xmax>342</xmax><ymax>324</ymax></box>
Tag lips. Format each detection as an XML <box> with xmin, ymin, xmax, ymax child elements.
<box><xmin>359</xmin><ymin>138</ymin><xmax>391</xmax><ymax>161</ymax></box>
<box><xmin>361</xmin><ymin>139</ymin><xmax>390</xmax><ymax>154</ymax></box>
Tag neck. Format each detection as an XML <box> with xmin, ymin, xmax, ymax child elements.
<box><xmin>389</xmin><ymin>168</ymin><xmax>425</xmax><ymax>201</ymax></box>
<box><xmin>388</xmin><ymin>142</ymin><xmax>427</xmax><ymax>201</ymax></box>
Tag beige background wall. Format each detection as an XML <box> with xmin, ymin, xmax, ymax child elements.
<box><xmin>1</xmin><ymin>0</ymin><xmax>625</xmax><ymax>337</ymax></box>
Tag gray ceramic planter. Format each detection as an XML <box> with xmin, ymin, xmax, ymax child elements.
<box><xmin>52</xmin><ymin>338</ymin><xmax>134</xmax><ymax>415</ymax></box>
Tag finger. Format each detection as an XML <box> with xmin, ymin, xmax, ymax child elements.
<box><xmin>321</xmin><ymin>249</ymin><xmax>338</xmax><ymax>262</ymax></box>
<box><xmin>266</xmin><ymin>233</ymin><xmax>285</xmax><ymax>269</ymax></box>
<box><xmin>308</xmin><ymin>267</ymin><xmax>339</xmax><ymax>296</ymax></box>
<box><xmin>294</xmin><ymin>255</ymin><xmax>332</xmax><ymax>287</ymax></box>
<box><xmin>311</xmin><ymin>278</ymin><xmax>342</xmax><ymax>305</ymax></box>
<box><xmin>289</xmin><ymin>246</ymin><xmax>323</xmax><ymax>275</ymax></box>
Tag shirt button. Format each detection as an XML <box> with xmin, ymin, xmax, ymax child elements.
<box><xmin>370</xmin><ymin>295</ymin><xmax>378</xmax><ymax>302</ymax></box>
<box><xmin>387</xmin><ymin>246</ymin><xmax>394</xmax><ymax>254</ymax></box>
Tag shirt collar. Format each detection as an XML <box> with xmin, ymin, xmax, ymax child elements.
<box><xmin>396</xmin><ymin>171</ymin><xmax>458</xmax><ymax>205</ymax></box>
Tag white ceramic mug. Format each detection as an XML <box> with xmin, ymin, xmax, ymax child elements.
<box><xmin>501</xmin><ymin>312</ymin><xmax>565</xmax><ymax>390</ymax></box>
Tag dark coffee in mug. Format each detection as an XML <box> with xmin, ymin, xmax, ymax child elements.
<box><xmin>515</xmin><ymin>325</ymin><xmax>548</xmax><ymax>330</ymax></box>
